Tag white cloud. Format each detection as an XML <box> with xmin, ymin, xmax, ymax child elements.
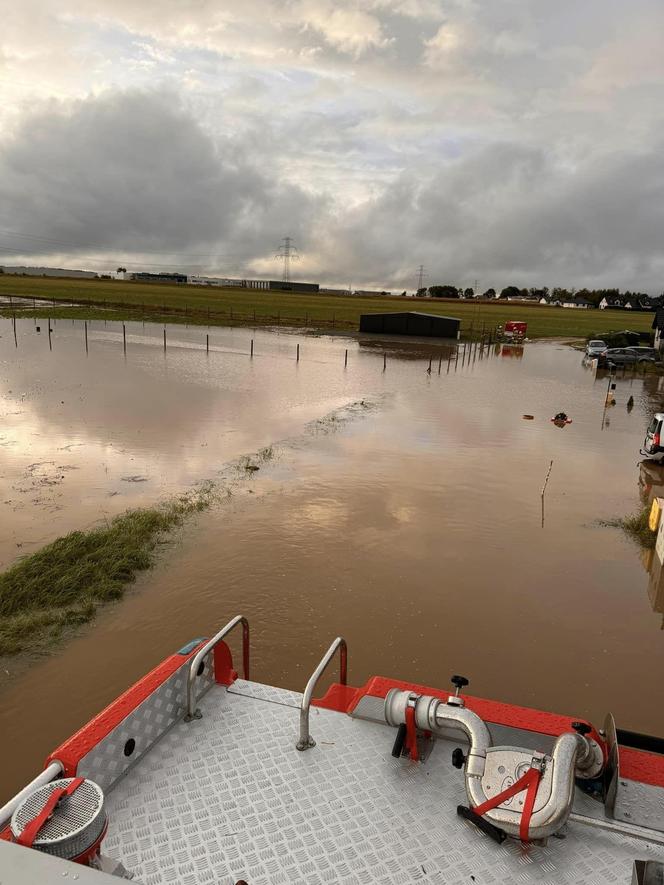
<box><xmin>1</xmin><ymin>0</ymin><xmax>663</xmax><ymax>291</ymax></box>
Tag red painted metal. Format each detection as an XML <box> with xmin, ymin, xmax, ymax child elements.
<box><xmin>44</xmin><ymin>641</ymin><xmax>210</xmax><ymax>777</ymax></box>
<box><xmin>213</xmin><ymin>641</ymin><xmax>237</xmax><ymax>686</ymax></box>
<box><xmin>620</xmin><ymin>747</ymin><xmax>664</xmax><ymax>787</ymax></box>
<box><xmin>313</xmin><ymin>683</ymin><xmax>360</xmax><ymax>712</ymax></box>
<box><xmin>338</xmin><ymin>675</ymin><xmax>664</xmax><ymax>789</ymax></box>
<box><xmin>347</xmin><ymin>675</ymin><xmax>598</xmax><ymax>736</ymax></box>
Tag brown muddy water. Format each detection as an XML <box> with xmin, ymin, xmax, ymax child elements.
<box><xmin>2</xmin><ymin>317</ymin><xmax>664</xmax><ymax>799</ymax></box>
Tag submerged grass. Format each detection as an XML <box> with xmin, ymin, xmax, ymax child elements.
<box><xmin>0</xmin><ymin>486</ymin><xmax>215</xmax><ymax>656</ymax></box>
<box><xmin>0</xmin><ymin>398</ymin><xmax>378</xmax><ymax>658</ymax></box>
<box><xmin>601</xmin><ymin>506</ymin><xmax>657</xmax><ymax>550</ymax></box>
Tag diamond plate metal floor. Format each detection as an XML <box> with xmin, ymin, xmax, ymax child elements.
<box><xmin>103</xmin><ymin>682</ymin><xmax>663</xmax><ymax>885</ymax></box>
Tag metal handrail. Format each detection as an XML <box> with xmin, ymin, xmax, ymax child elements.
<box><xmin>0</xmin><ymin>760</ymin><xmax>63</xmax><ymax>830</ymax></box>
<box><xmin>296</xmin><ymin>637</ymin><xmax>347</xmax><ymax>751</ymax></box>
<box><xmin>185</xmin><ymin>615</ymin><xmax>250</xmax><ymax>721</ymax></box>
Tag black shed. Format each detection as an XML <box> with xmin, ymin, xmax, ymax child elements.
<box><xmin>359</xmin><ymin>311</ymin><xmax>460</xmax><ymax>339</ymax></box>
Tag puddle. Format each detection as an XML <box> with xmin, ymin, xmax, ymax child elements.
<box><xmin>1</xmin><ymin>317</ymin><xmax>664</xmax><ymax>798</ymax></box>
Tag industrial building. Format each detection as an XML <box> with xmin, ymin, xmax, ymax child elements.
<box><xmin>162</xmin><ymin>275</ymin><xmax>319</xmax><ymax>292</ymax></box>
<box><xmin>267</xmin><ymin>280</ymin><xmax>319</xmax><ymax>293</ymax></box>
<box><xmin>359</xmin><ymin>311</ymin><xmax>461</xmax><ymax>339</ymax></box>
<box><xmin>131</xmin><ymin>272</ymin><xmax>188</xmax><ymax>284</ymax></box>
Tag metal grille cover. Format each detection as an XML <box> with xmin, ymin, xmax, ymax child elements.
<box><xmin>11</xmin><ymin>778</ymin><xmax>106</xmax><ymax>859</ymax></box>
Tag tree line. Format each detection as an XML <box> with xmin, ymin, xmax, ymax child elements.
<box><xmin>415</xmin><ymin>285</ymin><xmax>660</xmax><ymax>306</ymax></box>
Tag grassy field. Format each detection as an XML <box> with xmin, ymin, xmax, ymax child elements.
<box><xmin>0</xmin><ymin>488</ymin><xmax>215</xmax><ymax>657</ymax></box>
<box><xmin>0</xmin><ymin>274</ymin><xmax>655</xmax><ymax>340</ymax></box>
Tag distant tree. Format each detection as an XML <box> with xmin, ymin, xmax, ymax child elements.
<box><xmin>416</xmin><ymin>287</ymin><xmax>428</xmax><ymax>297</ymax></box>
<box><xmin>116</xmin><ymin>266</ymin><xmax>127</xmax><ymax>274</ymax></box>
<box><xmin>401</xmin><ymin>290</ymin><xmax>407</xmax><ymax>297</ymax></box>
<box><xmin>464</xmin><ymin>287</ymin><xmax>474</xmax><ymax>299</ymax></box>
<box><xmin>482</xmin><ymin>288</ymin><xmax>496</xmax><ymax>299</ymax></box>
<box><xmin>429</xmin><ymin>284</ymin><xmax>460</xmax><ymax>298</ymax></box>
<box><xmin>0</xmin><ymin>267</ymin><xmax>4</xmax><ymax>274</ymax></box>
<box><xmin>499</xmin><ymin>286</ymin><xmax>521</xmax><ymax>299</ymax></box>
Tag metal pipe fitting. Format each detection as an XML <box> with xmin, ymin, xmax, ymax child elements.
<box><xmin>470</xmin><ymin>733</ymin><xmax>581</xmax><ymax>839</ymax></box>
<box><xmin>385</xmin><ymin>690</ymin><xmax>491</xmax><ymax>777</ymax></box>
<box><xmin>384</xmin><ymin>689</ymin><xmax>602</xmax><ymax>841</ymax></box>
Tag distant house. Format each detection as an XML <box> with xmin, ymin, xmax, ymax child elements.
<box><xmin>562</xmin><ymin>298</ymin><xmax>593</xmax><ymax>309</ymax></box>
<box><xmin>624</xmin><ymin>298</ymin><xmax>653</xmax><ymax>311</ymax></box>
<box><xmin>599</xmin><ymin>296</ymin><xmax>623</xmax><ymax>310</ymax></box>
<box><xmin>539</xmin><ymin>296</ymin><xmax>551</xmax><ymax>305</ymax></box>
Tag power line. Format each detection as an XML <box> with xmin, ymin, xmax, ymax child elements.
<box><xmin>275</xmin><ymin>236</ymin><xmax>299</xmax><ymax>283</ymax></box>
<box><xmin>416</xmin><ymin>264</ymin><xmax>427</xmax><ymax>292</ymax></box>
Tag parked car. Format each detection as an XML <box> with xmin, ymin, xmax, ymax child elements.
<box><xmin>642</xmin><ymin>413</ymin><xmax>664</xmax><ymax>457</ymax></box>
<box><xmin>598</xmin><ymin>348</ymin><xmax>639</xmax><ymax>367</ymax></box>
<box><xmin>585</xmin><ymin>339</ymin><xmax>608</xmax><ymax>357</ymax></box>
<box><xmin>625</xmin><ymin>346</ymin><xmax>660</xmax><ymax>363</ymax></box>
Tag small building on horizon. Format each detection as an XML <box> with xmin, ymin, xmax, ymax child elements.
<box><xmin>359</xmin><ymin>311</ymin><xmax>461</xmax><ymax>339</ymax></box>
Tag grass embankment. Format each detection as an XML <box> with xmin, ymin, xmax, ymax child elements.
<box><xmin>0</xmin><ymin>275</ymin><xmax>655</xmax><ymax>340</ymax></box>
<box><xmin>603</xmin><ymin>507</ymin><xmax>657</xmax><ymax>549</ymax></box>
<box><xmin>0</xmin><ymin>489</ymin><xmax>213</xmax><ymax>656</ymax></box>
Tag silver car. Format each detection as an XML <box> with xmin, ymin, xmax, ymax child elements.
<box><xmin>585</xmin><ymin>339</ymin><xmax>608</xmax><ymax>357</ymax></box>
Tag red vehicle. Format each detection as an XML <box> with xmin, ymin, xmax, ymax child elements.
<box><xmin>504</xmin><ymin>320</ymin><xmax>527</xmax><ymax>340</ymax></box>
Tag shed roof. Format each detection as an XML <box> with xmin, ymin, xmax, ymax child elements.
<box><xmin>365</xmin><ymin>311</ymin><xmax>460</xmax><ymax>321</ymax></box>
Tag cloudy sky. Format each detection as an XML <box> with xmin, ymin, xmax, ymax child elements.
<box><xmin>1</xmin><ymin>0</ymin><xmax>663</xmax><ymax>291</ymax></box>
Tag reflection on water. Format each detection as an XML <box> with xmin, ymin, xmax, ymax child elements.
<box><xmin>2</xmin><ymin>319</ymin><xmax>664</xmax><ymax>799</ymax></box>
<box><xmin>499</xmin><ymin>344</ymin><xmax>525</xmax><ymax>359</ymax></box>
<box><xmin>639</xmin><ymin>460</ymin><xmax>664</xmax><ymax>630</ymax></box>
<box><xmin>644</xmin><ymin>549</ymin><xmax>664</xmax><ymax>630</ymax></box>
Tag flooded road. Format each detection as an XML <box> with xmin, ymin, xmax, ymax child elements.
<box><xmin>2</xmin><ymin>317</ymin><xmax>664</xmax><ymax>799</ymax></box>
<box><xmin>0</xmin><ymin>317</ymin><xmax>390</xmax><ymax>569</ymax></box>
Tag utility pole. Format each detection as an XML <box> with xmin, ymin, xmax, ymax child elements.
<box><xmin>416</xmin><ymin>265</ymin><xmax>427</xmax><ymax>293</ymax></box>
<box><xmin>275</xmin><ymin>236</ymin><xmax>299</xmax><ymax>283</ymax></box>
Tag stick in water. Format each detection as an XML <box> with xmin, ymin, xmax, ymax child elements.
<box><xmin>541</xmin><ymin>459</ymin><xmax>554</xmax><ymax>528</ymax></box>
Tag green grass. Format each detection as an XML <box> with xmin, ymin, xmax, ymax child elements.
<box><xmin>602</xmin><ymin>507</ymin><xmax>657</xmax><ymax>549</ymax></box>
<box><xmin>0</xmin><ymin>487</ymin><xmax>213</xmax><ymax>657</ymax></box>
<box><xmin>0</xmin><ymin>274</ymin><xmax>655</xmax><ymax>339</ymax></box>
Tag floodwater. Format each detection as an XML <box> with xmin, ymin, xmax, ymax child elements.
<box><xmin>2</xmin><ymin>316</ymin><xmax>664</xmax><ymax>800</ymax></box>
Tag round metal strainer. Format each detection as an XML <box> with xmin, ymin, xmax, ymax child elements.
<box><xmin>11</xmin><ymin>778</ymin><xmax>106</xmax><ymax>860</ymax></box>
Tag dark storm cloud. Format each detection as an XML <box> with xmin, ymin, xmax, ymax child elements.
<box><xmin>2</xmin><ymin>0</ymin><xmax>664</xmax><ymax>289</ymax></box>
<box><xmin>0</xmin><ymin>90</ymin><xmax>320</xmax><ymax>268</ymax></box>
<box><xmin>318</xmin><ymin>141</ymin><xmax>664</xmax><ymax>290</ymax></box>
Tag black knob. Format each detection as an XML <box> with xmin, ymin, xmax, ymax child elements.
<box><xmin>452</xmin><ymin>747</ymin><xmax>466</xmax><ymax>769</ymax></box>
<box><xmin>572</xmin><ymin>721</ymin><xmax>591</xmax><ymax>736</ymax></box>
<box><xmin>451</xmin><ymin>675</ymin><xmax>469</xmax><ymax>690</ymax></box>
